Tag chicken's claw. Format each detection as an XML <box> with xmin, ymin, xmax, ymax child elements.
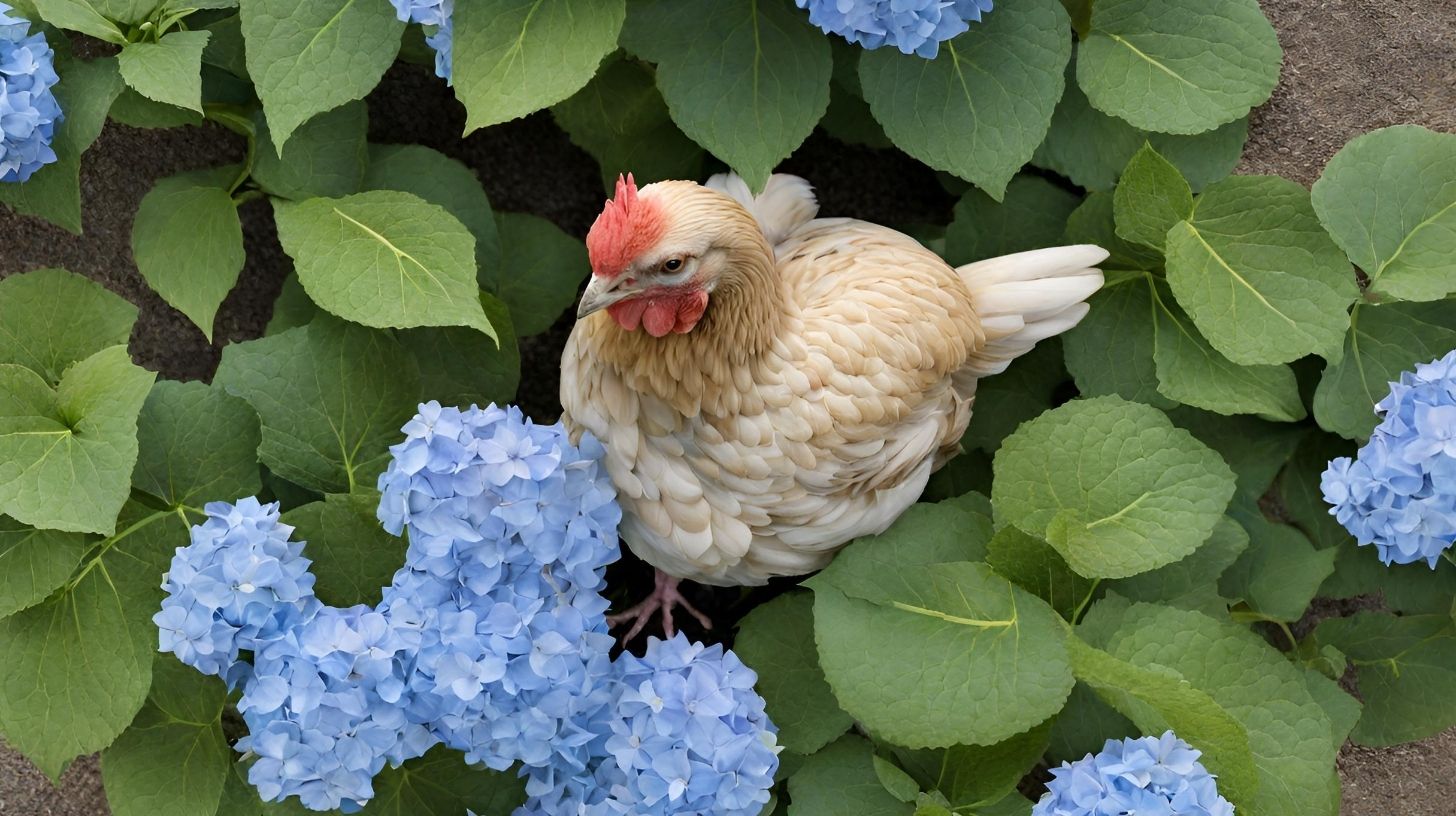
<box><xmin>608</xmin><ymin>570</ymin><xmax>712</xmax><ymax>643</ymax></box>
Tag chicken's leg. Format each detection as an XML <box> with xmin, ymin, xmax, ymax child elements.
<box><xmin>608</xmin><ymin>570</ymin><xmax>712</xmax><ymax>643</ymax></box>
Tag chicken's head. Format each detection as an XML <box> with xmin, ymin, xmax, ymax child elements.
<box><xmin>576</xmin><ymin>173</ymin><xmax>767</xmax><ymax>338</ymax></box>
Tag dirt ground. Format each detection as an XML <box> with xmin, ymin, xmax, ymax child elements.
<box><xmin>2</xmin><ymin>0</ymin><xmax>1454</xmax><ymax>813</ymax></box>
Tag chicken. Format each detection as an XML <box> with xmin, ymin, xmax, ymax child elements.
<box><xmin>561</xmin><ymin>172</ymin><xmax>1107</xmax><ymax>638</ymax></box>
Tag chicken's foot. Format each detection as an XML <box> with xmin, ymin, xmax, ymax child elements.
<box><xmin>608</xmin><ymin>570</ymin><xmax>712</xmax><ymax>643</ymax></box>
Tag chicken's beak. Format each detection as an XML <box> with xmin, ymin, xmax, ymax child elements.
<box><xmin>576</xmin><ymin>275</ymin><xmax>633</xmax><ymax>319</ymax></box>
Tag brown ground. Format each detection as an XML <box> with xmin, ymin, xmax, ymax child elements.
<box><xmin>2</xmin><ymin>0</ymin><xmax>1454</xmax><ymax>813</ymax></box>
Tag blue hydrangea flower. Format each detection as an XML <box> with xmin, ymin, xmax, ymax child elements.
<box><xmin>1322</xmin><ymin>349</ymin><xmax>1456</xmax><ymax>567</ymax></box>
<box><xmin>0</xmin><ymin>2</ymin><xmax>62</xmax><ymax>182</ymax></box>
<box><xmin>1033</xmin><ymin>731</ymin><xmax>1234</xmax><ymax>816</ymax></box>
<box><xmin>795</xmin><ymin>0</ymin><xmax>994</xmax><ymax>59</ymax></box>
<box><xmin>390</xmin><ymin>0</ymin><xmax>453</xmax><ymax>82</ymax></box>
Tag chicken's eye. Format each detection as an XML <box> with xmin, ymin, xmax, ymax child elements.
<box><xmin>660</xmin><ymin>257</ymin><xmax>684</xmax><ymax>273</ymax></box>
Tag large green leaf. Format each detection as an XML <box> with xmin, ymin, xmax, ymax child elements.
<box><xmin>1313</xmin><ymin>300</ymin><xmax>1456</xmax><ymax>440</ymax></box>
<box><xmin>734</xmin><ymin>591</ymin><xmax>853</xmax><ymax>756</ymax></box>
<box><xmin>355</xmin><ymin>746</ymin><xmax>527</xmax><ymax>815</ymax></box>
<box><xmin>274</xmin><ymin>191</ymin><xmax>495</xmax><ymax>338</ymax></box>
<box><xmin>0</xmin><ymin>268</ymin><xmax>136</xmax><ymax>383</ymax></box>
<box><xmin>132</xmin><ymin>380</ymin><xmax>262</xmax><ymax>509</ymax></box>
<box><xmin>986</xmin><ymin>526</ymin><xmax>1097</xmax><ymax>621</ymax></box>
<box><xmin>101</xmin><ymin>662</ymin><xmax>231</xmax><ymax>816</ymax></box>
<box><xmin>364</xmin><ymin>143</ymin><xmax>500</xmax><ymax>282</ymax></box>
<box><xmin>490</xmin><ymin>212</ymin><xmax>588</xmax><ymax>337</ymax></box>
<box><xmin>1218</xmin><ymin>500</ymin><xmax>1335</xmax><ymax>622</ymax></box>
<box><xmin>252</xmin><ymin>101</ymin><xmax>368</xmax><ymax>200</ymax></box>
<box><xmin>788</xmin><ymin>735</ymin><xmax>914</xmax><ymax>816</ymax></box>
<box><xmin>1315</xmin><ymin>613</ymin><xmax>1456</xmax><ymax>747</ymax></box>
<box><xmin>960</xmin><ymin>339</ymin><xmax>1067</xmax><ymax>455</ymax></box>
<box><xmin>214</xmin><ymin>317</ymin><xmax>422</xmax><ymax>494</ymax></box>
<box><xmin>1105</xmin><ymin>515</ymin><xmax>1247</xmax><ymax>615</ymax></box>
<box><xmin>1076</xmin><ymin>0</ymin><xmax>1280</xmax><ymax>135</ymax></box>
<box><xmin>1167</xmin><ymin>407</ymin><xmax>1304</xmax><ymax>500</ymax></box>
<box><xmin>1112</xmin><ymin>143</ymin><xmax>1191</xmax><ymax>251</ymax></box>
<box><xmin>858</xmin><ymin>0</ymin><xmax>1069</xmax><ymax>199</ymax></box>
<box><xmin>1107</xmin><ymin>604</ymin><xmax>1340</xmax><ymax>816</ymax></box>
<box><xmin>241</xmin><ymin>0</ymin><xmax>403</xmax><ymax>149</ymax></box>
<box><xmin>0</xmin><ymin>517</ymin><xmax>91</xmax><ymax>620</ymax></box>
<box><xmin>0</xmin><ymin>347</ymin><xmax>155</xmax><ymax>535</ymax></box>
<box><xmin>28</xmin><ymin>0</ymin><xmax>124</xmax><ymax>42</ymax></box>
<box><xmin>1062</xmin><ymin>271</ymin><xmax>1172</xmax><ymax>408</ymax></box>
<box><xmin>1165</xmin><ymin>176</ymin><xmax>1357</xmax><ymax>365</ymax></box>
<box><xmin>1063</xmin><ymin>191</ymin><xmax>1162</xmax><ymax>271</ymax></box>
<box><xmin>810</xmin><ymin>557</ymin><xmax>1072</xmax><ymax>748</ymax></box>
<box><xmin>1319</xmin><ymin>537</ymin><xmax>1456</xmax><ymax>617</ymax></box>
<box><xmin>284</xmin><ymin>492</ymin><xmax>402</xmax><ymax>607</ymax></box>
<box><xmin>891</xmin><ymin>723</ymin><xmax>1051</xmax><ymax>812</ymax></box>
<box><xmin>943</xmin><ymin>176</ymin><xmax>1080</xmax><ymax>266</ymax></box>
<box><xmin>0</xmin><ymin>56</ymin><xmax>124</xmax><ymax>233</ymax></box>
<box><xmin>131</xmin><ymin>171</ymin><xmax>246</xmax><ymax>340</ymax></box>
<box><xmin>117</xmin><ymin>30</ymin><xmax>211</xmax><ymax>113</ymax></box>
<box><xmin>396</xmin><ymin>310</ymin><xmax>521</xmax><ymax>409</ymax></box>
<box><xmin>622</xmin><ymin>0</ymin><xmax>830</xmax><ymax>191</ymax></box>
<box><xmin>1311</xmin><ymin>125</ymin><xmax>1456</xmax><ymax>302</ymax></box>
<box><xmin>1033</xmin><ymin>63</ymin><xmax>1247</xmax><ymax>192</ymax></box>
<box><xmin>992</xmin><ymin>396</ymin><xmax>1236</xmax><ymax>579</ymax></box>
<box><xmin>453</xmin><ymin>0</ymin><xmax>624</xmax><ymax>134</ymax></box>
<box><xmin>551</xmin><ymin>56</ymin><xmax>705</xmax><ymax>192</ymax></box>
<box><xmin>0</xmin><ymin>501</ymin><xmax>177</xmax><ymax>779</ymax></box>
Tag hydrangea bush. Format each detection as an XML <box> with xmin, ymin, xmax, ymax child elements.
<box><xmin>0</xmin><ymin>0</ymin><xmax>1453</xmax><ymax>814</ymax></box>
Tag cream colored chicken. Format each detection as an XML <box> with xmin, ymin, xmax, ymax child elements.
<box><xmin>561</xmin><ymin>172</ymin><xmax>1107</xmax><ymax>637</ymax></box>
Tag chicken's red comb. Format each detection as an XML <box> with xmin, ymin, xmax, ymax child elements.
<box><xmin>586</xmin><ymin>173</ymin><xmax>666</xmax><ymax>278</ymax></box>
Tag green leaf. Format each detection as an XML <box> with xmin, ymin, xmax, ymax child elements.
<box><xmin>944</xmin><ymin>176</ymin><xmax>1080</xmax><ymax>266</ymax></box>
<box><xmin>131</xmin><ymin>171</ymin><xmax>246</xmax><ymax>340</ymax></box>
<box><xmin>364</xmin><ymin>143</ymin><xmax>500</xmax><ymax>282</ymax></box>
<box><xmin>1063</xmin><ymin>271</ymin><xmax>1173</xmax><ymax>408</ymax></box>
<box><xmin>1106</xmin><ymin>603</ymin><xmax>1341</xmax><ymax>816</ymax></box>
<box><xmin>1218</xmin><ymin>501</ymin><xmax>1335</xmax><ymax>621</ymax></box>
<box><xmin>733</xmin><ymin>591</ymin><xmax>853</xmax><ymax>755</ymax></box>
<box><xmin>1319</xmin><ymin>537</ymin><xmax>1456</xmax><ymax>617</ymax></box>
<box><xmin>1076</xmin><ymin>0</ymin><xmax>1280</xmax><ymax>135</ymax></box>
<box><xmin>453</xmin><ymin>0</ymin><xmax>623</xmax><ymax>134</ymax></box>
<box><xmin>241</xmin><ymin>0</ymin><xmax>404</xmax><ymax>149</ymax></box>
<box><xmin>490</xmin><ymin>212</ymin><xmax>588</xmax><ymax>337</ymax></box>
<box><xmin>1046</xmin><ymin>682</ymin><xmax>1137</xmax><ymax>763</ymax></box>
<box><xmin>0</xmin><ymin>501</ymin><xmax>178</xmax><ymax>779</ymax></box>
<box><xmin>1166</xmin><ymin>406</ymin><xmax>1304</xmax><ymax>499</ymax></box>
<box><xmin>118</xmin><ymin>30</ymin><xmax>211</xmax><ymax>113</ymax></box>
<box><xmin>1277</xmin><ymin>432</ymin><xmax>1356</xmax><ymax>551</ymax></box>
<box><xmin>273</xmin><ymin>191</ymin><xmax>495</xmax><ymax>338</ymax></box>
<box><xmin>873</xmin><ymin>755</ymin><xmax>921</xmax><ymax>803</ymax></box>
<box><xmin>29</xmin><ymin>0</ymin><xmax>124</xmax><ymax>42</ymax></box>
<box><xmin>0</xmin><ymin>517</ymin><xmax>91</xmax><ymax>620</ymax></box>
<box><xmin>1315</xmin><ymin>613</ymin><xmax>1456</xmax><ymax>747</ymax></box>
<box><xmin>0</xmin><ymin>347</ymin><xmax>156</xmax><ymax>535</ymax></box>
<box><xmin>1105</xmin><ymin>515</ymin><xmax>1246</xmax><ymax>615</ymax></box>
<box><xmin>264</xmin><ymin>272</ymin><xmax>319</xmax><ymax>336</ymax></box>
<box><xmin>132</xmin><ymin>380</ymin><xmax>262</xmax><ymax>509</ymax></box>
<box><xmin>960</xmin><ymin>339</ymin><xmax>1067</xmax><ymax>455</ymax></box>
<box><xmin>892</xmin><ymin>722</ymin><xmax>1051</xmax><ymax>810</ymax></box>
<box><xmin>1112</xmin><ymin>143</ymin><xmax>1191</xmax><ymax>250</ymax></box>
<box><xmin>0</xmin><ymin>267</ymin><xmax>137</xmax><ymax>383</ymax></box>
<box><xmin>1165</xmin><ymin>176</ymin><xmax>1357</xmax><ymax>365</ymax></box>
<box><xmin>986</xmin><ymin>526</ymin><xmax>1095</xmax><ymax>621</ymax></box>
<box><xmin>202</xmin><ymin>13</ymin><xmax>250</xmax><ymax>79</ymax></box>
<box><xmin>1033</xmin><ymin>63</ymin><xmax>1247</xmax><ymax>192</ymax></box>
<box><xmin>621</xmin><ymin>0</ymin><xmax>829</xmax><ymax>191</ymax></box>
<box><xmin>1065</xmin><ymin>634</ymin><xmax>1259</xmax><ymax>808</ymax></box>
<box><xmin>396</xmin><ymin>312</ymin><xmax>521</xmax><ymax>409</ymax></box>
<box><xmin>101</xmin><ymin>661</ymin><xmax>231</xmax><ymax>816</ymax></box>
<box><xmin>252</xmin><ymin>101</ymin><xmax>368</xmax><ymax>200</ymax></box>
<box><xmin>1313</xmin><ymin>300</ymin><xmax>1456</xmax><ymax>440</ymax></box>
<box><xmin>788</xmin><ymin>735</ymin><xmax>915</xmax><ymax>816</ymax></box>
<box><xmin>1063</xmin><ymin>192</ymin><xmax>1162</xmax><ymax>271</ymax></box>
<box><xmin>283</xmin><ymin>492</ymin><xmax>401</xmax><ymax>608</ymax></box>
<box><xmin>992</xmin><ymin>396</ymin><xmax>1236</xmax><ymax>579</ymax></box>
<box><xmin>552</xmin><ymin>56</ymin><xmax>705</xmax><ymax>192</ymax></box>
<box><xmin>0</xmin><ymin>56</ymin><xmax>124</xmax><ymax>233</ymax></box>
<box><xmin>108</xmin><ymin>87</ymin><xmax>202</xmax><ymax>129</ymax></box>
<box><xmin>858</xmin><ymin>0</ymin><xmax>1069</xmax><ymax>198</ymax></box>
<box><xmin>814</xmin><ymin>497</ymin><xmax>995</xmax><ymax>578</ymax></box>
<box><xmin>92</xmin><ymin>0</ymin><xmax>151</xmax><ymax>23</ymax></box>
<box><xmin>819</xmin><ymin>80</ymin><xmax>892</xmax><ymax>150</ymax></box>
<box><xmin>1147</xmin><ymin>276</ymin><xmax>1306</xmax><ymax>421</ymax></box>
<box><xmin>355</xmin><ymin>746</ymin><xmax>527</xmax><ymax>815</ymax></box>
<box><xmin>811</xmin><ymin>559</ymin><xmax>1072</xmax><ymax>748</ymax></box>
<box><xmin>1311</xmin><ymin>125</ymin><xmax>1456</xmax><ymax>302</ymax></box>
<box><xmin>214</xmin><ymin>317</ymin><xmax>422</xmax><ymax>494</ymax></box>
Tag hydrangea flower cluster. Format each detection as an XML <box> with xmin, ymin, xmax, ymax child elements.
<box><xmin>156</xmin><ymin>402</ymin><xmax>779</xmax><ymax>814</ymax></box>
<box><xmin>795</xmin><ymin>0</ymin><xmax>994</xmax><ymax>59</ymax></box>
<box><xmin>1322</xmin><ymin>349</ymin><xmax>1456</xmax><ymax>567</ymax></box>
<box><xmin>1033</xmin><ymin>731</ymin><xmax>1234</xmax><ymax>816</ymax></box>
<box><xmin>0</xmin><ymin>2</ymin><xmax>63</xmax><ymax>182</ymax></box>
<box><xmin>389</xmin><ymin>0</ymin><xmax>453</xmax><ymax>82</ymax></box>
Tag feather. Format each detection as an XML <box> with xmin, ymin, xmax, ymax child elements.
<box><xmin>705</xmin><ymin>172</ymin><xmax>819</xmax><ymax>247</ymax></box>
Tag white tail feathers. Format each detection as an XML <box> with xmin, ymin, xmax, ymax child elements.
<box><xmin>958</xmin><ymin>244</ymin><xmax>1109</xmax><ymax>377</ymax></box>
<box><xmin>705</xmin><ymin>172</ymin><xmax>819</xmax><ymax>247</ymax></box>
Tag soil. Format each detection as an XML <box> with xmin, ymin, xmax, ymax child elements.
<box><xmin>2</xmin><ymin>0</ymin><xmax>1455</xmax><ymax>813</ymax></box>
